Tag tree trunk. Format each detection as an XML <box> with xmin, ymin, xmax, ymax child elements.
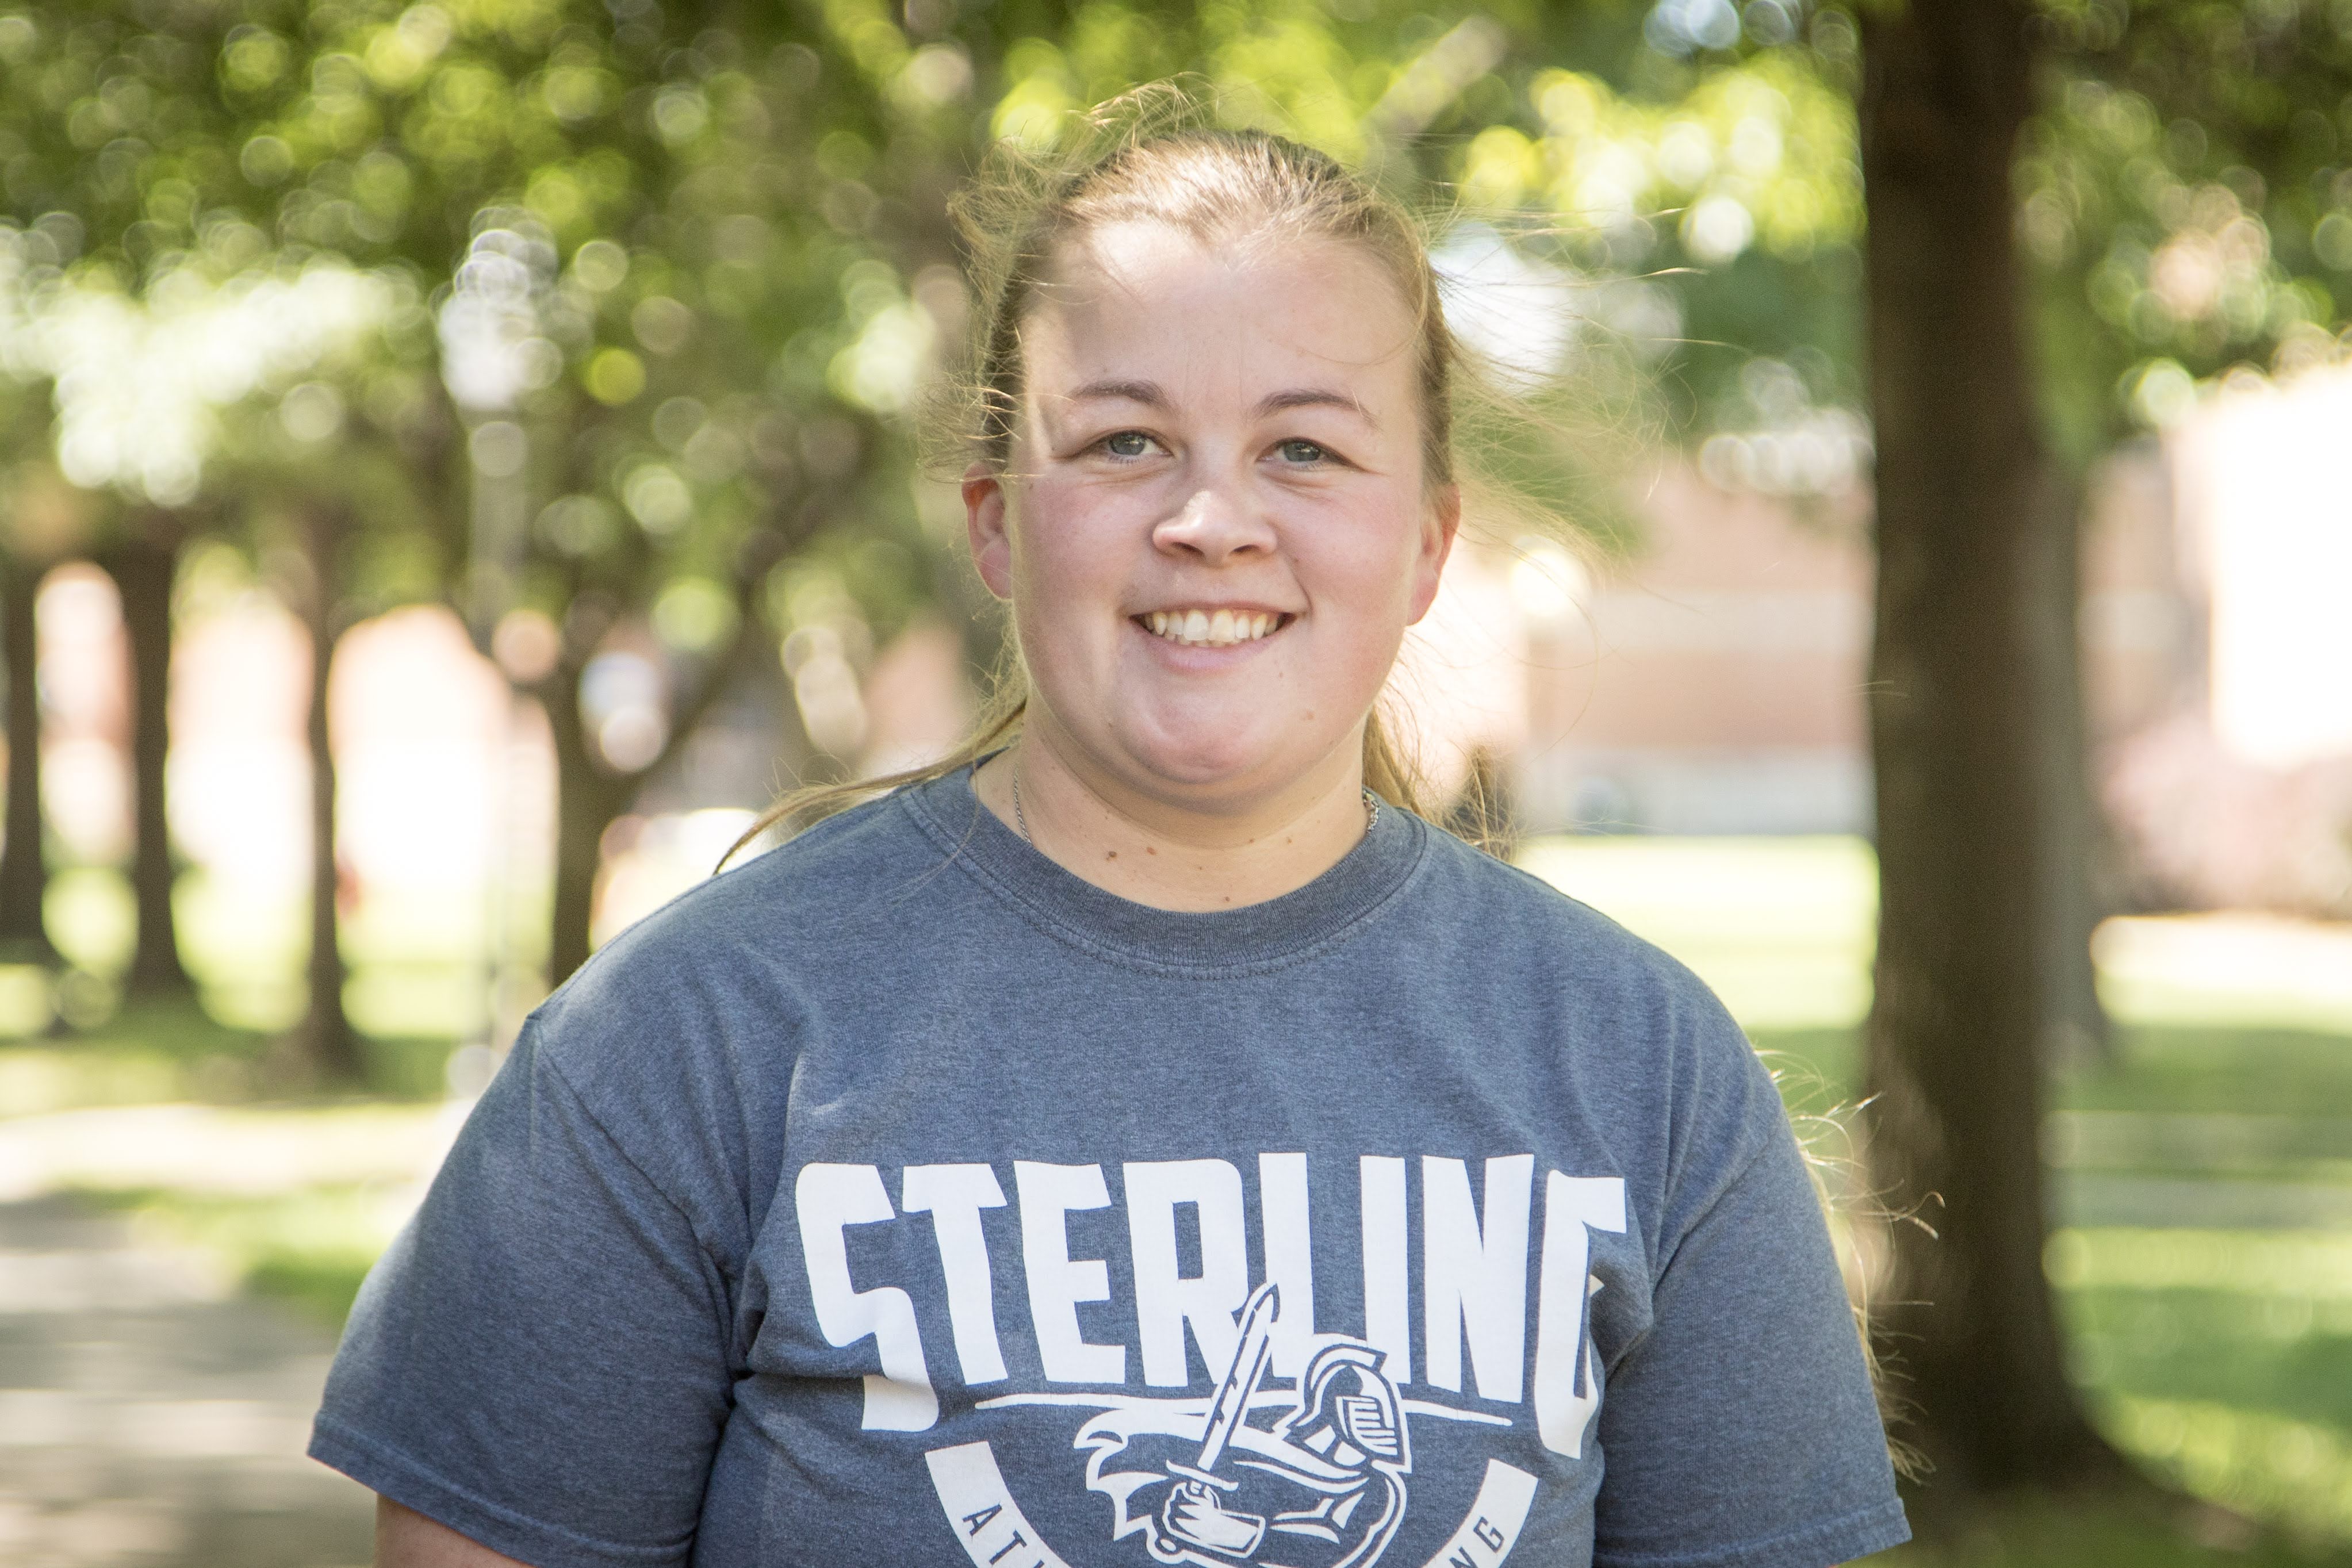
<box><xmin>2029</xmin><ymin>480</ymin><xmax>2112</xmax><ymax>1070</ymax></box>
<box><xmin>107</xmin><ymin>528</ymin><xmax>194</xmax><ymax>999</ymax></box>
<box><xmin>298</xmin><ymin>508</ymin><xmax>365</xmax><ymax>1084</ymax></box>
<box><xmin>0</xmin><ymin>552</ymin><xmax>54</xmax><ymax>963</ymax></box>
<box><xmin>1856</xmin><ymin>0</ymin><xmax>2124</xmax><ymax>1498</ymax></box>
<box><xmin>540</xmin><ymin>665</ymin><xmax>623</xmax><ymax>993</ymax></box>
<box><xmin>535</xmin><ymin>605</ymin><xmax>799</xmax><ymax>990</ymax></box>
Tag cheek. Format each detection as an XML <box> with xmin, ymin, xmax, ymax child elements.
<box><xmin>1284</xmin><ymin>536</ymin><xmax>1422</xmax><ymax>711</ymax></box>
<box><xmin>1311</xmin><ymin>507</ymin><xmax>1428</xmax><ymax>630</ymax></box>
<box><xmin>1009</xmin><ymin>486</ymin><xmax>1128</xmax><ymax>651</ymax></box>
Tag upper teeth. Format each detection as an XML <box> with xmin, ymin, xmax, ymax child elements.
<box><xmin>1146</xmin><ymin>609</ymin><xmax>1278</xmax><ymax>647</ymax></box>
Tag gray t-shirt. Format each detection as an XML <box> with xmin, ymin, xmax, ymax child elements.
<box><xmin>312</xmin><ymin>769</ymin><xmax>1908</xmax><ymax>1568</ymax></box>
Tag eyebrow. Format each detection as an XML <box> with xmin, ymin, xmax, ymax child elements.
<box><xmin>1062</xmin><ymin>379</ymin><xmax>1379</xmax><ymax>427</ymax></box>
<box><xmin>1255</xmin><ymin>387</ymin><xmax>1377</xmax><ymax>427</ymax></box>
<box><xmin>1066</xmin><ymin>379</ymin><xmax>1169</xmax><ymax>408</ymax></box>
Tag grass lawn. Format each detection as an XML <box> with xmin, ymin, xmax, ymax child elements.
<box><xmin>1860</xmin><ymin>1495</ymin><xmax>2349</xmax><ymax>1567</ymax></box>
<box><xmin>1</xmin><ymin>868</ymin><xmax>482</xmax><ymax>1327</ymax></box>
<box><xmin>5</xmin><ymin>841</ymin><xmax>2350</xmax><ymax>1562</ymax></box>
<box><xmin>1526</xmin><ymin>836</ymin><xmax>2352</xmax><ymax>1561</ymax></box>
<box><xmin>73</xmin><ymin>1182</ymin><xmax>412</xmax><ymax>1325</ymax></box>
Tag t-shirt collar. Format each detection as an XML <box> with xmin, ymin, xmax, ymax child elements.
<box><xmin>898</xmin><ymin>762</ymin><xmax>1424</xmax><ymax>973</ymax></box>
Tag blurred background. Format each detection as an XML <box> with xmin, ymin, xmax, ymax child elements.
<box><xmin>0</xmin><ymin>0</ymin><xmax>2346</xmax><ymax>1564</ymax></box>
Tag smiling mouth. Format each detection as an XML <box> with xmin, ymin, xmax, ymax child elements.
<box><xmin>1137</xmin><ymin>608</ymin><xmax>1289</xmax><ymax>649</ymax></box>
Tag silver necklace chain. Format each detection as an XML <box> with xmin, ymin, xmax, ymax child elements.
<box><xmin>1007</xmin><ymin>751</ymin><xmax>1377</xmax><ymax>845</ymax></box>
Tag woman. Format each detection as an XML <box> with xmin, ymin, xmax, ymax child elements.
<box><xmin>316</xmin><ymin>121</ymin><xmax>1909</xmax><ymax>1568</ymax></box>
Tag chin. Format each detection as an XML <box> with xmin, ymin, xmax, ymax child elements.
<box><xmin>1118</xmin><ymin>719</ymin><xmax>1316</xmax><ymax>796</ymax></box>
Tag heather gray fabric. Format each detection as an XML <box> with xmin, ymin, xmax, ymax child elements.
<box><xmin>312</xmin><ymin>768</ymin><xmax>1908</xmax><ymax>1568</ymax></box>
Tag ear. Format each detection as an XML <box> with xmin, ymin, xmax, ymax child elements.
<box><xmin>1405</xmin><ymin>483</ymin><xmax>1461</xmax><ymax>625</ymax></box>
<box><xmin>964</xmin><ymin>462</ymin><xmax>1013</xmax><ymax>601</ymax></box>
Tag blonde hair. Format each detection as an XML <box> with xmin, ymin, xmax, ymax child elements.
<box><xmin>967</xmin><ymin>129</ymin><xmax>1460</xmax><ymax>491</ymax></box>
<box><xmin>731</xmin><ymin>89</ymin><xmax>1611</xmax><ymax>857</ymax></box>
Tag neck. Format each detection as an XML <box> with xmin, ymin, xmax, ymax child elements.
<box><xmin>972</xmin><ymin>719</ymin><xmax>1374</xmax><ymax>913</ymax></box>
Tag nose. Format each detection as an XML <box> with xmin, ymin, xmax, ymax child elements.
<box><xmin>1152</xmin><ymin>482</ymin><xmax>1276</xmax><ymax>565</ymax></box>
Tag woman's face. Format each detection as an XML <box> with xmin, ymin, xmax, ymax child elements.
<box><xmin>966</xmin><ymin>221</ymin><xmax>1457</xmax><ymax>810</ymax></box>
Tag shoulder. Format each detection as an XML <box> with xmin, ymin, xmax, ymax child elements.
<box><xmin>1401</xmin><ymin>821</ymin><xmax>1736</xmax><ymax>1031</ymax></box>
<box><xmin>526</xmin><ymin>783</ymin><xmax>967</xmax><ymax>1099</ymax></box>
<box><xmin>485</xmin><ymin>783</ymin><xmax>978</xmax><ymax>1239</ymax></box>
<box><xmin>567</xmin><ymin>783</ymin><xmax>965</xmax><ymax>992</ymax></box>
<box><xmin>1401</xmin><ymin>822</ymin><xmax>1784</xmax><ymax>1174</ymax></box>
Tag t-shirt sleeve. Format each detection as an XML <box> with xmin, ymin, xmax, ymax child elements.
<box><xmin>309</xmin><ymin>1019</ymin><xmax>737</xmax><ymax>1568</ymax></box>
<box><xmin>1592</xmin><ymin>1059</ymin><xmax>1911</xmax><ymax>1568</ymax></box>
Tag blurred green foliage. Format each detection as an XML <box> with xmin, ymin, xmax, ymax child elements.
<box><xmin>2026</xmin><ymin>1</ymin><xmax>2352</xmax><ymax>455</ymax></box>
<box><xmin>2</xmin><ymin>0</ymin><xmax>2352</xmax><ymax>991</ymax></box>
<box><xmin>3</xmin><ymin>0</ymin><xmax>2351</xmax><ymax>642</ymax></box>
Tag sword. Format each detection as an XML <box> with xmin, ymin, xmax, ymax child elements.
<box><xmin>1154</xmin><ymin>1283</ymin><xmax>1285</xmax><ymax>1561</ymax></box>
<box><xmin>1182</xmin><ymin>1282</ymin><xmax>1281</xmax><ymax>1483</ymax></box>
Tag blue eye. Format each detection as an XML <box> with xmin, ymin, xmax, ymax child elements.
<box><xmin>1277</xmin><ymin>439</ymin><xmax>1327</xmax><ymax>464</ymax></box>
<box><xmin>1102</xmin><ymin>431</ymin><xmax>1152</xmax><ymax>458</ymax></box>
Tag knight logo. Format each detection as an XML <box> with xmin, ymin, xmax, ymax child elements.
<box><xmin>1077</xmin><ymin>1283</ymin><xmax>1408</xmax><ymax>1568</ymax></box>
<box><xmin>867</xmin><ymin>1159</ymin><xmax>1630</xmax><ymax>1568</ymax></box>
<box><xmin>933</xmin><ymin>1274</ymin><xmax>1554</xmax><ymax>1568</ymax></box>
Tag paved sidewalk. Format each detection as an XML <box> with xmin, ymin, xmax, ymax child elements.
<box><xmin>0</xmin><ymin>1197</ymin><xmax>375</xmax><ymax>1567</ymax></box>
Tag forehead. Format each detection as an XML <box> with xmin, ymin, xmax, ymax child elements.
<box><xmin>1020</xmin><ymin>220</ymin><xmax>1421</xmax><ymax>407</ymax></box>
